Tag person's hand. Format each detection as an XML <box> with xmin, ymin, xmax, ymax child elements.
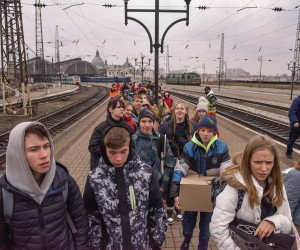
<box><xmin>174</xmin><ymin>196</ymin><xmax>182</xmax><ymax>211</ymax></box>
<box><xmin>254</xmin><ymin>220</ymin><xmax>275</xmax><ymax>240</ymax></box>
<box><xmin>294</xmin><ymin>122</ymin><xmax>299</xmax><ymax>128</ymax></box>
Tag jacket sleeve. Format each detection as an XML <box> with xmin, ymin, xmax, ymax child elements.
<box><xmin>169</xmin><ymin>144</ymin><xmax>192</xmax><ymax>198</ymax></box>
<box><xmin>88</xmin><ymin>125</ymin><xmax>102</xmax><ymax>169</ymax></box>
<box><xmin>0</xmin><ymin>189</ymin><xmax>10</xmax><ymax>250</ymax></box>
<box><xmin>285</xmin><ymin>169</ymin><xmax>300</xmax><ymax>217</ymax></box>
<box><xmin>208</xmin><ymin>94</ymin><xmax>217</xmax><ymax>108</ymax></box>
<box><xmin>209</xmin><ymin>184</ymin><xmax>240</xmax><ymax>250</ymax></box>
<box><xmin>263</xmin><ymin>185</ymin><xmax>292</xmax><ymax>234</ymax></box>
<box><xmin>148</xmin><ymin>172</ymin><xmax>167</xmax><ymax>247</ymax></box>
<box><xmin>160</xmin><ymin>140</ymin><xmax>176</xmax><ymax>190</ymax></box>
<box><xmin>67</xmin><ymin>176</ymin><xmax>89</xmax><ymax>250</ymax></box>
<box><xmin>220</xmin><ymin>148</ymin><xmax>231</xmax><ymax>173</ymax></box>
<box><xmin>288</xmin><ymin>97</ymin><xmax>300</xmax><ymax>125</ymax></box>
<box><xmin>83</xmin><ymin>176</ymin><xmax>106</xmax><ymax>250</ymax></box>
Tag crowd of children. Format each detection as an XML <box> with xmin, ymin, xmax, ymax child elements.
<box><xmin>1</xmin><ymin>82</ymin><xmax>300</xmax><ymax>250</ymax></box>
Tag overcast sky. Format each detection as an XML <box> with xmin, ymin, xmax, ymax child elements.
<box><xmin>21</xmin><ymin>0</ymin><xmax>299</xmax><ymax>76</ymax></box>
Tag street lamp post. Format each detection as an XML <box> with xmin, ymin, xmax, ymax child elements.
<box><xmin>134</xmin><ymin>54</ymin><xmax>151</xmax><ymax>84</ymax></box>
<box><xmin>288</xmin><ymin>60</ymin><xmax>296</xmax><ymax>100</ymax></box>
<box><xmin>124</xmin><ymin>0</ymin><xmax>192</xmax><ymax>104</ymax></box>
<box><xmin>202</xmin><ymin>63</ymin><xmax>205</xmax><ymax>86</ymax></box>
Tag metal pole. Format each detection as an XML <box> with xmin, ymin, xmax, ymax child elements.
<box><xmin>290</xmin><ymin>62</ymin><xmax>296</xmax><ymax>100</ymax></box>
<box><xmin>154</xmin><ymin>0</ymin><xmax>159</xmax><ymax>105</ymax></box>
<box><xmin>258</xmin><ymin>56</ymin><xmax>262</xmax><ymax>87</ymax></box>
<box><xmin>141</xmin><ymin>56</ymin><xmax>144</xmax><ymax>83</ymax></box>
<box><xmin>202</xmin><ymin>63</ymin><xmax>205</xmax><ymax>85</ymax></box>
<box><xmin>1</xmin><ymin>78</ymin><xmax>6</xmax><ymax>114</ymax></box>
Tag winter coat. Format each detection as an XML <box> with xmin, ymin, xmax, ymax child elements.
<box><xmin>88</xmin><ymin>114</ymin><xmax>132</xmax><ymax>170</ymax></box>
<box><xmin>285</xmin><ymin>168</ymin><xmax>300</xmax><ymax>225</ymax></box>
<box><xmin>158</xmin><ymin>119</ymin><xmax>197</xmax><ymax>156</ymax></box>
<box><xmin>210</xmin><ymin>172</ymin><xmax>292</xmax><ymax>250</ymax></box>
<box><xmin>132</xmin><ymin>128</ymin><xmax>176</xmax><ymax>190</ymax></box>
<box><xmin>0</xmin><ymin>163</ymin><xmax>89</xmax><ymax>250</ymax></box>
<box><xmin>288</xmin><ymin>96</ymin><xmax>300</xmax><ymax>126</ymax></box>
<box><xmin>170</xmin><ymin>132</ymin><xmax>230</xmax><ymax>198</ymax></box>
<box><xmin>204</xmin><ymin>90</ymin><xmax>217</xmax><ymax>112</ymax></box>
<box><xmin>83</xmin><ymin>153</ymin><xmax>167</xmax><ymax>250</ymax></box>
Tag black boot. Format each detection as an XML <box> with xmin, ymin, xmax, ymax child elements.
<box><xmin>180</xmin><ymin>238</ymin><xmax>191</xmax><ymax>250</ymax></box>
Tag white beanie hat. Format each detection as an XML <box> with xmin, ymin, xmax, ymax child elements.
<box><xmin>196</xmin><ymin>102</ymin><xmax>208</xmax><ymax>112</ymax></box>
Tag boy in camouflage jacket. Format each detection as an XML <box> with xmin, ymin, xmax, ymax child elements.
<box><xmin>83</xmin><ymin>125</ymin><xmax>167</xmax><ymax>250</ymax></box>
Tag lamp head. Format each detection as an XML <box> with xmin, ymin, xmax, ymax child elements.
<box><xmin>184</xmin><ymin>0</ymin><xmax>191</xmax><ymax>5</ymax></box>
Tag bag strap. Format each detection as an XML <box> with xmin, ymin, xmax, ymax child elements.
<box><xmin>63</xmin><ymin>181</ymin><xmax>77</xmax><ymax>234</ymax></box>
<box><xmin>2</xmin><ymin>187</ymin><xmax>13</xmax><ymax>224</ymax></box>
<box><xmin>236</xmin><ymin>190</ymin><xmax>245</xmax><ymax>213</ymax></box>
<box><xmin>156</xmin><ymin>134</ymin><xmax>167</xmax><ymax>175</ymax></box>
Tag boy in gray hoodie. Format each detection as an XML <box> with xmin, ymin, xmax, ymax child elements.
<box><xmin>0</xmin><ymin>121</ymin><xmax>88</xmax><ymax>249</ymax></box>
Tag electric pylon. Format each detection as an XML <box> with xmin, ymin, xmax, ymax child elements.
<box><xmin>0</xmin><ymin>0</ymin><xmax>31</xmax><ymax>115</ymax></box>
<box><xmin>34</xmin><ymin>0</ymin><xmax>46</xmax><ymax>82</ymax></box>
<box><xmin>55</xmin><ymin>25</ymin><xmax>61</xmax><ymax>78</ymax></box>
<box><xmin>293</xmin><ymin>7</ymin><xmax>300</xmax><ymax>84</ymax></box>
<box><xmin>218</xmin><ymin>33</ymin><xmax>224</xmax><ymax>90</ymax></box>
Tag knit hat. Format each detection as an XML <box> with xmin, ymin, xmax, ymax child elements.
<box><xmin>197</xmin><ymin>115</ymin><xmax>217</xmax><ymax>134</ymax></box>
<box><xmin>204</xmin><ymin>86</ymin><xmax>211</xmax><ymax>91</ymax></box>
<box><xmin>196</xmin><ymin>102</ymin><xmax>208</xmax><ymax>112</ymax></box>
<box><xmin>142</xmin><ymin>99</ymin><xmax>151</xmax><ymax>108</ymax></box>
<box><xmin>139</xmin><ymin>109</ymin><xmax>154</xmax><ymax>123</ymax></box>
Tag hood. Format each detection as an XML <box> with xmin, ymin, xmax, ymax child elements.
<box><xmin>6</xmin><ymin>121</ymin><xmax>56</xmax><ymax>204</ymax></box>
<box><xmin>99</xmin><ymin>125</ymin><xmax>135</xmax><ymax>167</ymax></box>
<box><xmin>221</xmin><ymin>170</ymin><xmax>247</xmax><ymax>191</ymax></box>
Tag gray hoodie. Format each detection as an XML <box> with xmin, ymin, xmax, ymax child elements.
<box><xmin>6</xmin><ymin>121</ymin><xmax>56</xmax><ymax>204</ymax></box>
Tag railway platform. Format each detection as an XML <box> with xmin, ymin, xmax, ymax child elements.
<box><xmin>50</xmin><ymin>84</ymin><xmax>297</xmax><ymax>250</ymax></box>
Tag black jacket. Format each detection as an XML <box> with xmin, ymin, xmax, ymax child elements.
<box><xmin>88</xmin><ymin>114</ymin><xmax>132</xmax><ymax>170</ymax></box>
<box><xmin>0</xmin><ymin>163</ymin><xmax>89</xmax><ymax>250</ymax></box>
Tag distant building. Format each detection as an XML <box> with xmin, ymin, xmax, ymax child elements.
<box><xmin>226</xmin><ymin>68</ymin><xmax>250</xmax><ymax>79</ymax></box>
<box><xmin>91</xmin><ymin>49</ymin><xmax>105</xmax><ymax>69</ymax></box>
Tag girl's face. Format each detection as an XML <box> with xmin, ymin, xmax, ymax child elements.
<box><xmin>197</xmin><ymin>110</ymin><xmax>207</xmax><ymax>118</ymax></box>
<box><xmin>124</xmin><ymin>105</ymin><xmax>133</xmax><ymax>118</ymax></box>
<box><xmin>250</xmin><ymin>149</ymin><xmax>274</xmax><ymax>187</ymax></box>
<box><xmin>174</xmin><ymin>103</ymin><xmax>187</xmax><ymax>120</ymax></box>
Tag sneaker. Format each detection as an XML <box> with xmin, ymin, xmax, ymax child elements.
<box><xmin>286</xmin><ymin>154</ymin><xmax>293</xmax><ymax>159</ymax></box>
<box><xmin>167</xmin><ymin>213</ymin><xmax>174</xmax><ymax>225</ymax></box>
<box><xmin>175</xmin><ymin>210</ymin><xmax>183</xmax><ymax>221</ymax></box>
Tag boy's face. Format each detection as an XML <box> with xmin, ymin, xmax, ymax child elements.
<box><xmin>198</xmin><ymin>128</ymin><xmax>215</xmax><ymax>145</ymax></box>
<box><xmin>109</xmin><ymin>102</ymin><xmax>124</xmax><ymax>119</ymax></box>
<box><xmin>106</xmin><ymin>145</ymin><xmax>130</xmax><ymax>168</ymax></box>
<box><xmin>133</xmin><ymin>98</ymin><xmax>143</xmax><ymax>110</ymax></box>
<box><xmin>140</xmin><ymin>117</ymin><xmax>154</xmax><ymax>135</ymax></box>
<box><xmin>24</xmin><ymin>133</ymin><xmax>51</xmax><ymax>175</ymax></box>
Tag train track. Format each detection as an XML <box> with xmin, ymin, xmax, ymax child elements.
<box><xmin>171</xmin><ymin>91</ymin><xmax>298</xmax><ymax>150</ymax></box>
<box><xmin>0</xmin><ymin>84</ymin><xmax>85</xmax><ymax>114</ymax></box>
<box><xmin>173</xmin><ymin>88</ymin><xmax>289</xmax><ymax>112</ymax></box>
<box><xmin>0</xmin><ymin>86</ymin><xmax>109</xmax><ymax>167</ymax></box>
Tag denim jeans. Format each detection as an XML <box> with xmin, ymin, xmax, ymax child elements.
<box><xmin>286</xmin><ymin>127</ymin><xmax>300</xmax><ymax>156</ymax></box>
<box><xmin>182</xmin><ymin>211</ymin><xmax>212</xmax><ymax>250</ymax></box>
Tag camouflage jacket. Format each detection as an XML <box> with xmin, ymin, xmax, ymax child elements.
<box><xmin>132</xmin><ymin>129</ymin><xmax>176</xmax><ymax>190</ymax></box>
<box><xmin>83</xmin><ymin>154</ymin><xmax>167</xmax><ymax>250</ymax></box>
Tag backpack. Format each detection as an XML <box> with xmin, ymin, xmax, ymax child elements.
<box><xmin>2</xmin><ymin>181</ymin><xmax>77</xmax><ymax>234</ymax></box>
<box><xmin>211</xmin><ymin>176</ymin><xmax>245</xmax><ymax>212</ymax></box>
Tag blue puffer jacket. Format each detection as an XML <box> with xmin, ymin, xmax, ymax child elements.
<box><xmin>285</xmin><ymin>168</ymin><xmax>300</xmax><ymax>225</ymax></box>
<box><xmin>170</xmin><ymin>132</ymin><xmax>230</xmax><ymax>197</ymax></box>
<box><xmin>288</xmin><ymin>96</ymin><xmax>300</xmax><ymax>126</ymax></box>
<box><xmin>132</xmin><ymin>128</ymin><xmax>176</xmax><ymax>189</ymax></box>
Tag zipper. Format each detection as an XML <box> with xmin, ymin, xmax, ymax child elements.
<box><xmin>38</xmin><ymin>206</ymin><xmax>46</xmax><ymax>248</ymax></box>
<box><xmin>129</xmin><ymin>185</ymin><xmax>136</xmax><ymax>215</ymax></box>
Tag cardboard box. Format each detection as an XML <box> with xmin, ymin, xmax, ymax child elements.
<box><xmin>179</xmin><ymin>174</ymin><xmax>215</xmax><ymax>212</ymax></box>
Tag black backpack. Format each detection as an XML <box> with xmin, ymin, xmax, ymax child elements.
<box><xmin>211</xmin><ymin>176</ymin><xmax>245</xmax><ymax>212</ymax></box>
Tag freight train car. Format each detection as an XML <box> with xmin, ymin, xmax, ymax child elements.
<box><xmin>82</xmin><ymin>76</ymin><xmax>131</xmax><ymax>83</ymax></box>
